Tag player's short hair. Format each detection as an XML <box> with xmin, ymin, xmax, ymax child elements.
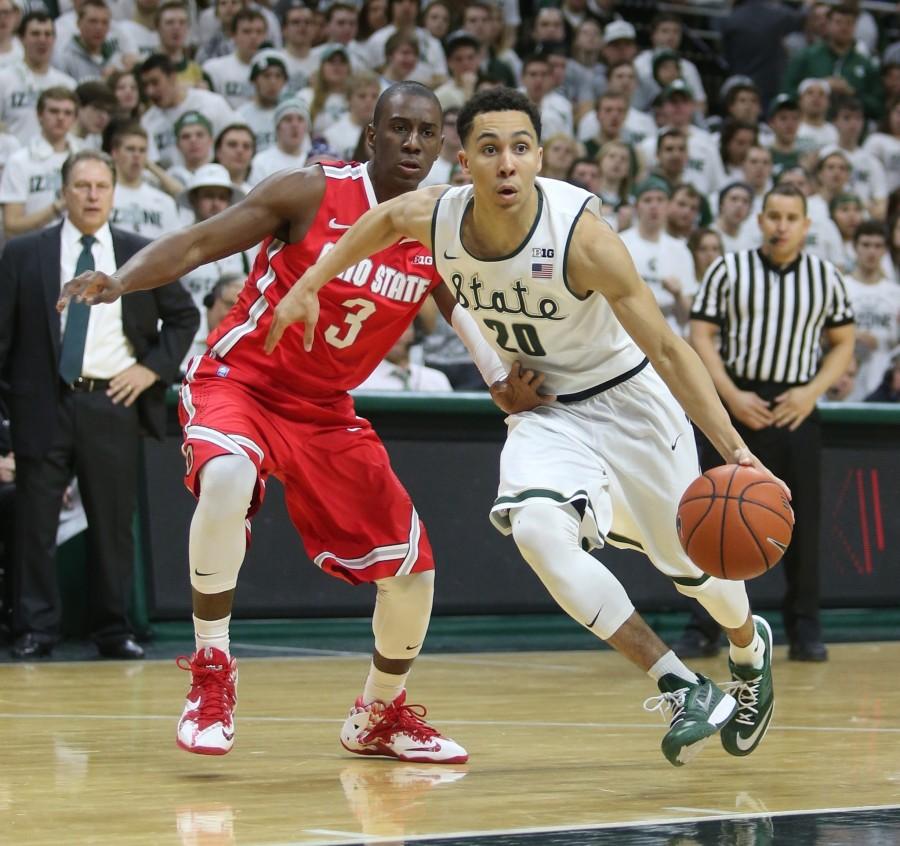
<box><xmin>108</xmin><ymin>121</ymin><xmax>148</xmax><ymax>151</ymax></box>
<box><xmin>139</xmin><ymin>52</ymin><xmax>177</xmax><ymax>77</ymax></box>
<box><xmin>372</xmin><ymin>81</ymin><xmax>441</xmax><ymax>128</ymax></box>
<box><xmin>37</xmin><ymin>86</ymin><xmax>80</xmax><ymax>113</ymax></box>
<box><xmin>77</xmin><ymin>0</ymin><xmax>110</xmax><ymax>18</ymax></box>
<box><xmin>62</xmin><ymin>149</ymin><xmax>116</xmax><ymax>186</ymax></box>
<box><xmin>457</xmin><ymin>87</ymin><xmax>541</xmax><ymax>146</ymax></box>
<box><xmin>762</xmin><ymin>182</ymin><xmax>807</xmax><ymax>216</ymax></box>
<box><xmin>18</xmin><ymin>10</ymin><xmax>54</xmax><ymax>37</ymax></box>
<box><xmin>853</xmin><ymin>219</ymin><xmax>887</xmax><ymax>245</ymax></box>
<box><xmin>231</xmin><ymin>7</ymin><xmax>266</xmax><ymax>35</ymax></box>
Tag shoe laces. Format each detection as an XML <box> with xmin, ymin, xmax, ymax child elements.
<box><xmin>643</xmin><ymin>687</ymin><xmax>688</xmax><ymax>728</ymax></box>
<box><xmin>723</xmin><ymin>676</ymin><xmax>761</xmax><ymax>727</ymax></box>
<box><xmin>361</xmin><ymin>697</ymin><xmax>440</xmax><ymax>746</ymax></box>
<box><xmin>177</xmin><ymin>654</ymin><xmax>235</xmax><ymax>730</ymax></box>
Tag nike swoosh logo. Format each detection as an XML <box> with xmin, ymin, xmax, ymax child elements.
<box><xmin>735</xmin><ymin>705</ymin><xmax>774</xmax><ymax>751</ymax></box>
<box><xmin>405</xmin><ymin>643</ymin><xmax>421</xmax><ymax>651</ymax></box>
<box><xmin>222</xmin><ymin>730</ymin><xmax>234</xmax><ymax>741</ymax></box>
<box><xmin>194</xmin><ymin>569</ymin><xmax>218</xmax><ymax>577</ymax></box>
<box><xmin>767</xmin><ymin>537</ymin><xmax>788</xmax><ymax>554</ymax></box>
<box><xmin>347</xmin><ymin>427</ymin><xmax>362</xmax><ymax>432</ymax></box>
<box><xmin>328</xmin><ymin>217</ymin><xmax>351</xmax><ymax>229</ymax></box>
<box><xmin>586</xmin><ymin>607</ymin><xmax>604</xmax><ymax>628</ymax></box>
<box><xmin>671</xmin><ymin>433</ymin><xmax>684</xmax><ymax>451</ymax></box>
<box><xmin>406</xmin><ymin>743</ymin><xmax>441</xmax><ymax>752</ymax></box>
<box><xmin>443</xmin><ymin>249</ymin><xmax>458</xmax><ymax>260</ymax></box>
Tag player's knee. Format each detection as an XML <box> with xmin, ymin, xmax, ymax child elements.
<box><xmin>197</xmin><ymin>454</ymin><xmax>257</xmax><ymax>517</ymax></box>
<box><xmin>510</xmin><ymin>504</ymin><xmax>581</xmax><ymax>568</ymax></box>
<box><xmin>372</xmin><ymin>571</ymin><xmax>434</xmax><ymax>660</ymax></box>
<box><xmin>677</xmin><ymin>576</ymin><xmax>750</xmax><ymax>630</ymax></box>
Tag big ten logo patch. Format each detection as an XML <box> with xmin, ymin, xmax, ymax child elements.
<box><xmin>413</xmin><ymin>254</ymin><xmax>433</xmax><ymax>266</ymax></box>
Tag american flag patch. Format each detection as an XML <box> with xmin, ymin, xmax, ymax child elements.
<box><xmin>531</xmin><ymin>262</ymin><xmax>553</xmax><ymax>278</ymax></box>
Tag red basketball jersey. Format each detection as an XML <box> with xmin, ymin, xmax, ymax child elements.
<box><xmin>205</xmin><ymin>161</ymin><xmax>442</xmax><ymax>399</ymax></box>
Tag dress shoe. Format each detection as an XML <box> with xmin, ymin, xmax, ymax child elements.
<box><xmin>788</xmin><ymin>639</ymin><xmax>828</xmax><ymax>662</ymax></box>
<box><xmin>97</xmin><ymin>636</ymin><xmax>145</xmax><ymax>660</ymax></box>
<box><xmin>671</xmin><ymin>628</ymin><xmax>722</xmax><ymax>659</ymax></box>
<box><xmin>11</xmin><ymin>632</ymin><xmax>55</xmax><ymax>659</ymax></box>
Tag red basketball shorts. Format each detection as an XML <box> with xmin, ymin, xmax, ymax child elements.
<box><xmin>178</xmin><ymin>355</ymin><xmax>435</xmax><ymax>585</ymax></box>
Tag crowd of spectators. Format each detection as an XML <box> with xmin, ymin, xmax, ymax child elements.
<box><xmin>0</xmin><ymin>0</ymin><xmax>896</xmax><ymax>398</ymax></box>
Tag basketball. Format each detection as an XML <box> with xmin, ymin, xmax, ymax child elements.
<box><xmin>676</xmin><ymin>464</ymin><xmax>794</xmax><ymax>581</ymax></box>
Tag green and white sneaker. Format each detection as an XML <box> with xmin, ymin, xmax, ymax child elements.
<box><xmin>721</xmin><ymin>615</ymin><xmax>775</xmax><ymax>757</ymax></box>
<box><xmin>644</xmin><ymin>674</ymin><xmax>737</xmax><ymax>767</ymax></box>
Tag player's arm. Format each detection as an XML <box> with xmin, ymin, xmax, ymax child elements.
<box><xmin>57</xmin><ymin>167</ymin><xmax>327</xmax><ymax>310</ymax></box>
<box><xmin>265</xmin><ymin>186</ymin><xmax>443</xmax><ymax>352</ymax></box>
<box><xmin>568</xmin><ymin>214</ymin><xmax>789</xmax><ymax>494</ymax></box>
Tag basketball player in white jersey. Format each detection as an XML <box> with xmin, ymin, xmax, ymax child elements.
<box><xmin>266</xmin><ymin>88</ymin><xmax>785</xmax><ymax>767</ymax></box>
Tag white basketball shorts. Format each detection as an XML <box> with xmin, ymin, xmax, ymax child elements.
<box><xmin>490</xmin><ymin>363</ymin><xmax>709</xmax><ymax>581</ymax></box>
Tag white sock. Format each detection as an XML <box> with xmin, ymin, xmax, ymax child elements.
<box><xmin>730</xmin><ymin>630</ymin><xmax>765</xmax><ymax>669</ymax></box>
<box><xmin>362</xmin><ymin>662</ymin><xmax>408</xmax><ymax>705</ymax></box>
<box><xmin>194</xmin><ymin>614</ymin><xmax>231</xmax><ymax>656</ymax></box>
<box><xmin>648</xmin><ymin>650</ymin><xmax>699</xmax><ymax>685</ymax></box>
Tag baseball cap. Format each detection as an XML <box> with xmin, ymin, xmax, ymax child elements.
<box><xmin>651</xmin><ymin>49</ymin><xmax>680</xmax><ymax>78</ymax></box>
<box><xmin>179</xmin><ymin>163</ymin><xmax>245</xmax><ymax>208</ymax></box>
<box><xmin>320</xmin><ymin>42</ymin><xmax>351</xmax><ymax>62</ymax></box>
<box><xmin>274</xmin><ymin>96</ymin><xmax>310</xmax><ymax>126</ymax></box>
<box><xmin>633</xmin><ymin>177</ymin><xmax>671</xmax><ymax>200</ymax></box>
<box><xmin>767</xmin><ymin>92</ymin><xmax>799</xmax><ymax>118</ymax></box>
<box><xmin>250</xmin><ymin>49</ymin><xmax>288</xmax><ymax>80</ymax></box>
<box><xmin>174</xmin><ymin>110</ymin><xmax>213</xmax><ymax>137</ymax></box>
<box><xmin>659</xmin><ymin>78</ymin><xmax>694</xmax><ymax>101</ymax></box>
<box><xmin>603</xmin><ymin>20</ymin><xmax>636</xmax><ymax>43</ymax></box>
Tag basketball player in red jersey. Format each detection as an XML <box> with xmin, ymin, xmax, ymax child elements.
<box><xmin>59</xmin><ymin>82</ymin><xmax>546</xmax><ymax>763</ymax></box>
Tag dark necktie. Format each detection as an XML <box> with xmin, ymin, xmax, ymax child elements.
<box><xmin>59</xmin><ymin>234</ymin><xmax>97</xmax><ymax>385</ymax></box>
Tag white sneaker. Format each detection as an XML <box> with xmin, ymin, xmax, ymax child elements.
<box><xmin>340</xmin><ymin>691</ymin><xmax>468</xmax><ymax>764</ymax></box>
<box><xmin>176</xmin><ymin>647</ymin><xmax>237</xmax><ymax>755</ymax></box>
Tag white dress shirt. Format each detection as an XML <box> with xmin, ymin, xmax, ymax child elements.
<box><xmin>59</xmin><ymin>218</ymin><xmax>136</xmax><ymax>378</ymax></box>
<box><xmin>356</xmin><ymin>359</ymin><xmax>452</xmax><ymax>392</ymax></box>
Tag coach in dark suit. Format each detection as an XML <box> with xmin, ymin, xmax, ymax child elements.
<box><xmin>0</xmin><ymin>150</ymin><xmax>198</xmax><ymax>660</ymax></box>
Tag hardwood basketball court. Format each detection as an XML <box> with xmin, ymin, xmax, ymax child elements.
<box><xmin>1</xmin><ymin>641</ymin><xmax>899</xmax><ymax>844</ymax></box>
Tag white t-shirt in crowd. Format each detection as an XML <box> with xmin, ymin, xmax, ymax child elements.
<box><xmin>142</xmin><ymin>88</ymin><xmax>237</xmax><ymax>168</ymax></box>
<box><xmin>0</xmin><ymin>63</ymin><xmax>77</xmax><ymax>142</ymax></box>
<box><xmin>796</xmin><ymin>121</ymin><xmax>838</xmax><ymax>155</ymax></box>
<box><xmin>249</xmin><ymin>140</ymin><xmax>311</xmax><ymax>185</ymax></box>
<box><xmin>236</xmin><ymin>100</ymin><xmax>277</xmax><ymax>152</ymax></box>
<box><xmin>0</xmin><ymin>135</ymin><xmax>80</xmax><ymax>216</ymax></box>
<box><xmin>619</xmin><ymin>226</ymin><xmax>697</xmax><ymax>335</ymax></box>
<box><xmin>112</xmin><ymin>181</ymin><xmax>181</xmax><ymax>240</ymax></box>
<box><xmin>322</xmin><ymin>113</ymin><xmax>364</xmax><ymax>161</ymax></box>
<box><xmin>202</xmin><ymin>52</ymin><xmax>255</xmax><ymax>109</ymax></box>
<box><xmin>843</xmin><ymin>145</ymin><xmax>888</xmax><ymax>204</ymax></box>
<box><xmin>843</xmin><ymin>274</ymin><xmax>900</xmax><ymax>399</ymax></box>
<box><xmin>862</xmin><ymin>132</ymin><xmax>900</xmax><ymax>195</ymax></box>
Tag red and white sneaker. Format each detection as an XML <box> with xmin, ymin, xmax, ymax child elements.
<box><xmin>340</xmin><ymin>691</ymin><xmax>468</xmax><ymax>764</ymax></box>
<box><xmin>176</xmin><ymin>647</ymin><xmax>237</xmax><ymax>755</ymax></box>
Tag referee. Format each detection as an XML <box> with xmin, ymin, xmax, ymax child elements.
<box><xmin>674</xmin><ymin>183</ymin><xmax>855</xmax><ymax>663</ymax></box>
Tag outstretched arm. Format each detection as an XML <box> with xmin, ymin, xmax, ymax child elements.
<box><xmin>568</xmin><ymin>213</ymin><xmax>790</xmax><ymax>496</ymax></box>
<box><xmin>57</xmin><ymin>167</ymin><xmax>327</xmax><ymax>309</ymax></box>
<box><xmin>265</xmin><ymin>186</ymin><xmax>444</xmax><ymax>353</ymax></box>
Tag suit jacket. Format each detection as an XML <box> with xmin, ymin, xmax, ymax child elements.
<box><xmin>0</xmin><ymin>222</ymin><xmax>199</xmax><ymax>458</ymax></box>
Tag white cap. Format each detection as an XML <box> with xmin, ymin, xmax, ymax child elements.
<box><xmin>603</xmin><ymin>20</ymin><xmax>636</xmax><ymax>43</ymax></box>
<box><xmin>798</xmin><ymin>77</ymin><xmax>830</xmax><ymax>96</ymax></box>
<box><xmin>178</xmin><ymin>163</ymin><xmax>245</xmax><ymax>208</ymax></box>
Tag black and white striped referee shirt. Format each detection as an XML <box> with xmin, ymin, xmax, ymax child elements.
<box><xmin>691</xmin><ymin>249</ymin><xmax>855</xmax><ymax>385</ymax></box>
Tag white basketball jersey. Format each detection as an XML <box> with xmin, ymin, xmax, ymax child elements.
<box><xmin>433</xmin><ymin>177</ymin><xmax>646</xmax><ymax>397</ymax></box>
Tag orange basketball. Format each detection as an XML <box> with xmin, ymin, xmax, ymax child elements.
<box><xmin>676</xmin><ymin>464</ymin><xmax>794</xmax><ymax>580</ymax></box>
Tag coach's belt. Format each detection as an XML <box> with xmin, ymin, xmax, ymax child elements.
<box><xmin>556</xmin><ymin>358</ymin><xmax>649</xmax><ymax>404</ymax></box>
<box><xmin>66</xmin><ymin>377</ymin><xmax>111</xmax><ymax>393</ymax></box>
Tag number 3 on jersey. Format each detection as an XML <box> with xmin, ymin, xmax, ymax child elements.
<box><xmin>324</xmin><ymin>298</ymin><xmax>376</xmax><ymax>349</ymax></box>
